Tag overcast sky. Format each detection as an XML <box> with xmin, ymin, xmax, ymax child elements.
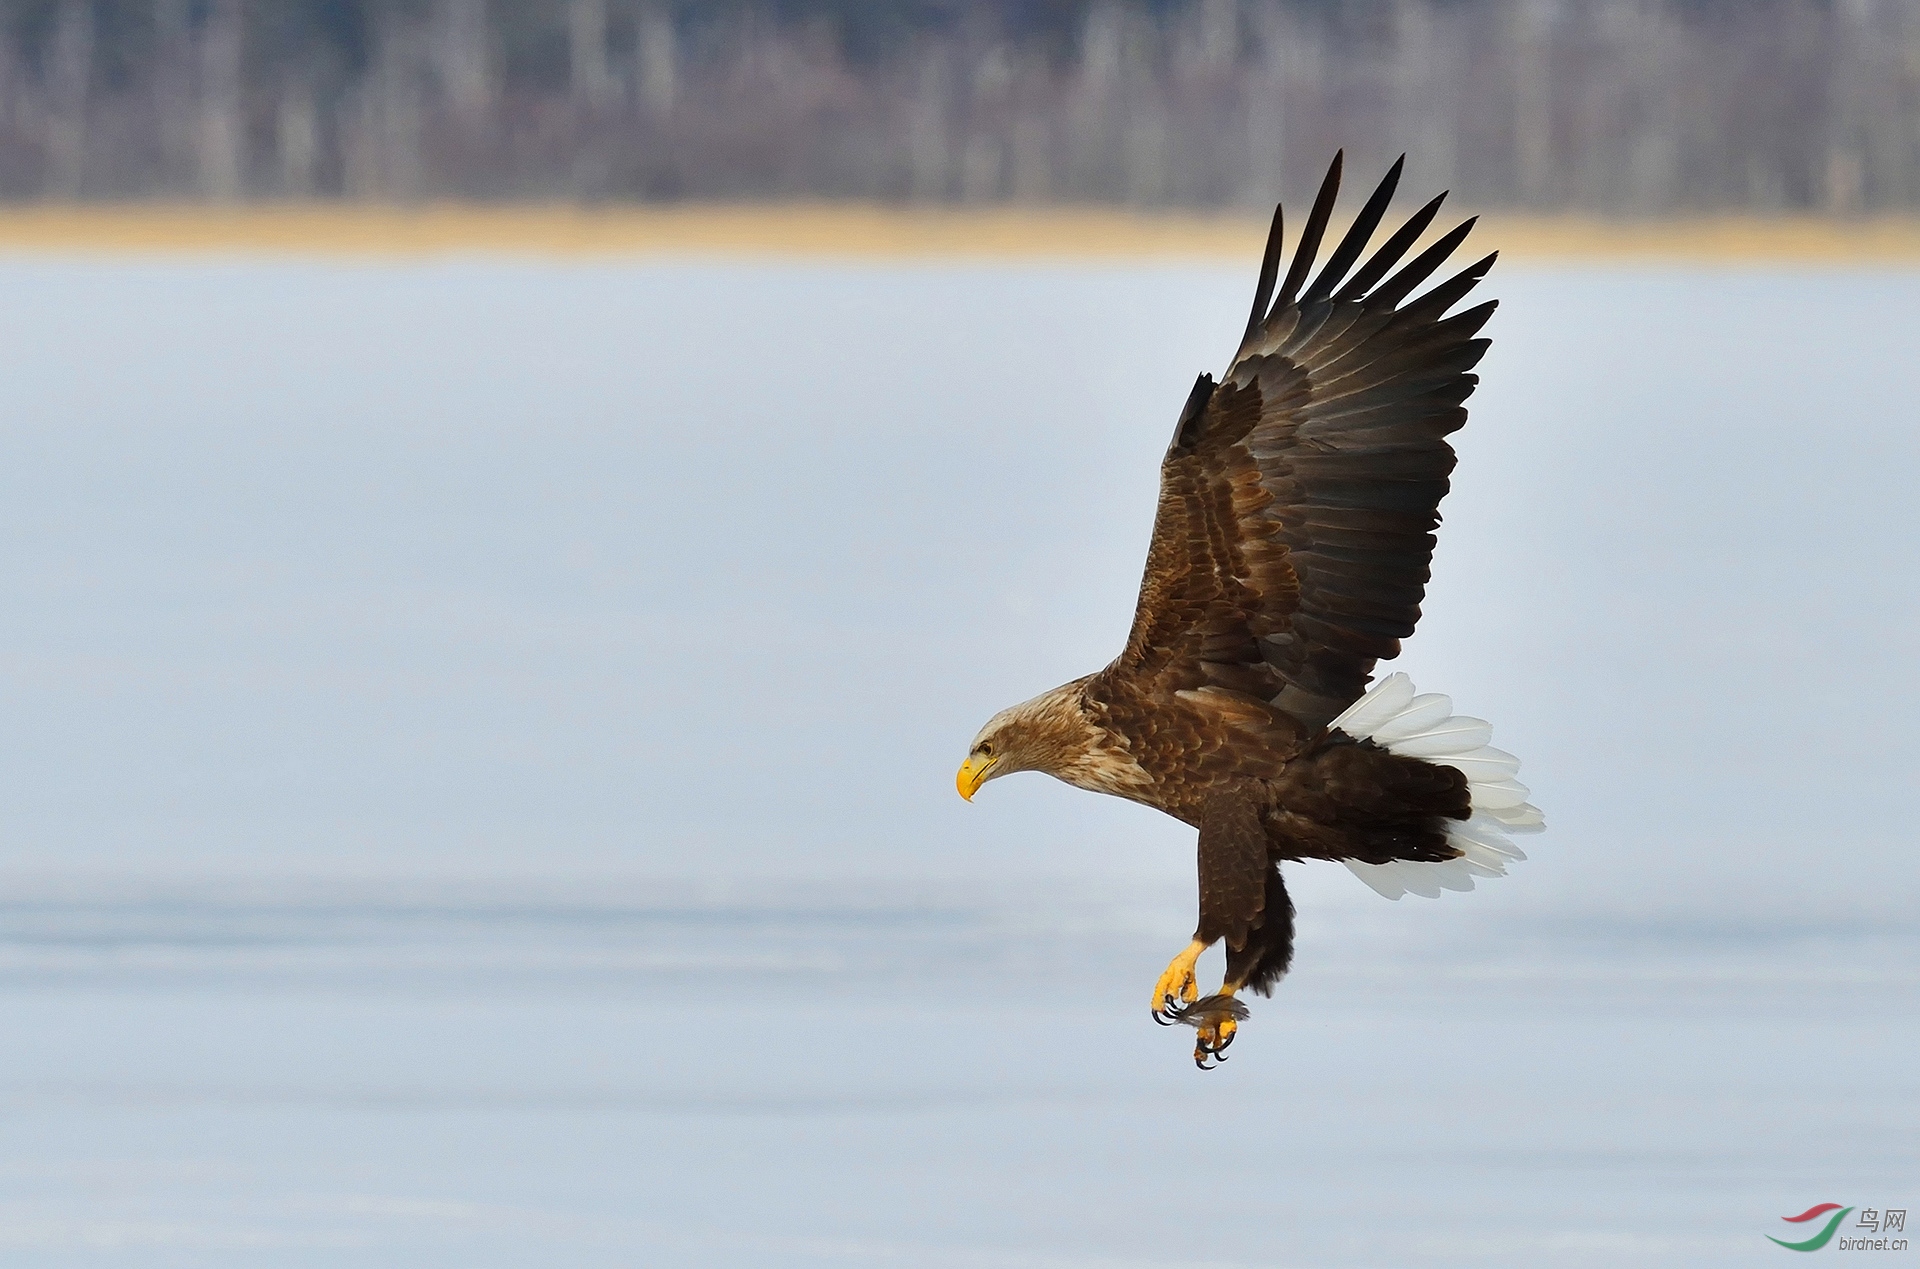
<box><xmin>0</xmin><ymin>256</ymin><xmax>1913</xmax><ymax>927</ymax></box>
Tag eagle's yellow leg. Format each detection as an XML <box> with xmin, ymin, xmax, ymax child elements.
<box><xmin>1150</xmin><ymin>939</ymin><xmax>1205</xmax><ymax>1017</ymax></box>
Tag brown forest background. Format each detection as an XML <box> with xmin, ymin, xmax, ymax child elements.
<box><xmin>0</xmin><ymin>0</ymin><xmax>1916</xmax><ymax>212</ymax></box>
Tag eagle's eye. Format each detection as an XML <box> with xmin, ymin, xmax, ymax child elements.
<box><xmin>978</xmin><ymin>742</ymin><xmax>994</xmax><ymax>757</ymax></box>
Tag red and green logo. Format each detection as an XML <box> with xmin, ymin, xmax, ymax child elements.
<box><xmin>1770</xmin><ymin>1204</ymin><xmax>1853</xmax><ymax>1251</ymax></box>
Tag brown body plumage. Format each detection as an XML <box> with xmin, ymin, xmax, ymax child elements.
<box><xmin>957</xmin><ymin>153</ymin><xmax>1538</xmax><ymax>1067</ymax></box>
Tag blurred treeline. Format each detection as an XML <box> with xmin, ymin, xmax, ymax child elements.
<box><xmin>1</xmin><ymin>0</ymin><xmax>1916</xmax><ymax>211</ymax></box>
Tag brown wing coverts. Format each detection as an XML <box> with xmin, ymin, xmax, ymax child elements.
<box><xmin>1121</xmin><ymin>152</ymin><xmax>1496</xmax><ymax>730</ymax></box>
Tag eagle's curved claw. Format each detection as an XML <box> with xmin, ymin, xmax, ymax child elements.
<box><xmin>1163</xmin><ymin>993</ymin><xmax>1247</xmax><ymax>1069</ymax></box>
<box><xmin>1149</xmin><ymin>942</ymin><xmax>1204</xmax><ymax>1021</ymax></box>
<box><xmin>1192</xmin><ymin>1020</ymin><xmax>1237</xmax><ymax>1068</ymax></box>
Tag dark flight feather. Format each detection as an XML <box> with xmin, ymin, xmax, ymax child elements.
<box><xmin>1302</xmin><ymin>155</ymin><xmax>1403</xmax><ymax>305</ymax></box>
<box><xmin>1117</xmin><ymin>153</ymin><xmax>1498</xmax><ymax>731</ymax></box>
<box><xmin>1271</xmin><ymin>150</ymin><xmax>1344</xmax><ymax>312</ymax></box>
<box><xmin>1368</xmin><ymin>218</ymin><xmax>1480</xmax><ymax>311</ymax></box>
<box><xmin>1241</xmin><ymin>202</ymin><xmax>1286</xmax><ymax>348</ymax></box>
<box><xmin>1333</xmin><ymin>192</ymin><xmax>1447</xmax><ymax>301</ymax></box>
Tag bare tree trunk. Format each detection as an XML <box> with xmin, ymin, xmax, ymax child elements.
<box><xmin>1065</xmin><ymin>1</ymin><xmax>1125</xmax><ymax>199</ymax></box>
<box><xmin>198</xmin><ymin>0</ymin><xmax>245</xmax><ymax>201</ymax></box>
<box><xmin>44</xmin><ymin>0</ymin><xmax>93</xmax><ymax>198</ymax></box>
<box><xmin>1120</xmin><ymin>11</ymin><xmax>1171</xmax><ymax>206</ymax></box>
<box><xmin>635</xmin><ymin>4</ymin><xmax>678</xmax><ymax>116</ymax></box>
<box><xmin>907</xmin><ymin>48</ymin><xmax>952</xmax><ymax>201</ymax></box>
<box><xmin>959</xmin><ymin>46</ymin><xmax>1012</xmax><ymax>203</ymax></box>
<box><xmin>384</xmin><ymin>28</ymin><xmax>426</xmax><ymax>201</ymax></box>
<box><xmin>1826</xmin><ymin>0</ymin><xmax>1868</xmax><ymax>213</ymax></box>
<box><xmin>570</xmin><ymin>0</ymin><xmax>614</xmax><ymax>111</ymax></box>
<box><xmin>1007</xmin><ymin>104</ymin><xmax>1053</xmax><ymax>202</ymax></box>
<box><xmin>1617</xmin><ymin>0</ymin><xmax>1679</xmax><ymax>214</ymax></box>
<box><xmin>154</xmin><ymin>0</ymin><xmax>193</xmax><ymax>193</ymax></box>
<box><xmin>1393</xmin><ymin>0</ymin><xmax>1457</xmax><ymax>197</ymax></box>
<box><xmin>277</xmin><ymin>78</ymin><xmax>319</xmax><ymax>198</ymax></box>
<box><xmin>346</xmin><ymin>18</ymin><xmax>425</xmax><ymax>200</ymax></box>
<box><xmin>1852</xmin><ymin>0</ymin><xmax>1918</xmax><ymax>210</ymax></box>
<box><xmin>1248</xmin><ymin>1</ymin><xmax>1324</xmax><ymax>201</ymax></box>
<box><xmin>1510</xmin><ymin>0</ymin><xmax>1557</xmax><ymax>208</ymax></box>
<box><xmin>437</xmin><ymin>0</ymin><xmax>493</xmax><ymax>125</ymax></box>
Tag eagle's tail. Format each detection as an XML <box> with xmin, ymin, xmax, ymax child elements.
<box><xmin>1329</xmin><ymin>673</ymin><xmax>1543</xmax><ymax>900</ymax></box>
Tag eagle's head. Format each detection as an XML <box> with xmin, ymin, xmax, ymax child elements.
<box><xmin>957</xmin><ymin>677</ymin><xmax>1143</xmax><ymax>800</ymax></box>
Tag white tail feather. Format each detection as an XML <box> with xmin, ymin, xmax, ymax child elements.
<box><xmin>1489</xmin><ymin>803</ymin><xmax>1545</xmax><ymax>834</ymax></box>
<box><xmin>1467</xmin><ymin>779</ymin><xmax>1532</xmax><ymax>809</ymax></box>
<box><xmin>1385</xmin><ymin>719</ymin><xmax>1493</xmax><ymax>756</ymax></box>
<box><xmin>1451</xmin><ymin>816</ymin><xmax>1522</xmax><ymax>856</ymax></box>
<box><xmin>1367</xmin><ymin>694</ymin><xmax>1454</xmax><ymax>742</ymax></box>
<box><xmin>1326</xmin><ymin>674</ymin><xmax>1415</xmax><ymax>737</ymax></box>
<box><xmin>1396</xmin><ymin>862</ymin><xmax>1445</xmax><ymax>899</ymax></box>
<box><xmin>1344</xmin><ymin>859</ymin><xmax>1404</xmax><ymax>900</ymax></box>
<box><xmin>1331</xmin><ymin>673</ymin><xmax>1543</xmax><ymax>901</ymax></box>
<box><xmin>1438</xmin><ymin>747</ymin><xmax>1521</xmax><ymax>782</ymax></box>
<box><xmin>1455</xmin><ymin>849</ymin><xmax>1508</xmax><ymax>876</ymax></box>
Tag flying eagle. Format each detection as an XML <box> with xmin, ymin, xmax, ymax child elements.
<box><xmin>955</xmin><ymin>154</ymin><xmax>1543</xmax><ymax>1068</ymax></box>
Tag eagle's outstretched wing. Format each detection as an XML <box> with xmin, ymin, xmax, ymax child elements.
<box><xmin>1118</xmin><ymin>153</ymin><xmax>1496</xmax><ymax>731</ymax></box>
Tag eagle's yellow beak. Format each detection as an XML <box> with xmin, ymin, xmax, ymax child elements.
<box><xmin>956</xmin><ymin>756</ymin><xmax>996</xmax><ymax>801</ymax></box>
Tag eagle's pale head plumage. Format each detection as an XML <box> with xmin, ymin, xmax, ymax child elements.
<box><xmin>956</xmin><ymin>676</ymin><xmax>1148</xmax><ymax>800</ymax></box>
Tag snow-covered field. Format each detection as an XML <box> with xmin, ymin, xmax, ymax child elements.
<box><xmin>0</xmin><ymin>258</ymin><xmax>1913</xmax><ymax>1265</ymax></box>
<box><xmin>0</xmin><ymin>877</ymin><xmax>1912</xmax><ymax>1267</ymax></box>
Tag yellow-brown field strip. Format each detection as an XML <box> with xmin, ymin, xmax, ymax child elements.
<box><xmin>0</xmin><ymin>202</ymin><xmax>1917</xmax><ymax>264</ymax></box>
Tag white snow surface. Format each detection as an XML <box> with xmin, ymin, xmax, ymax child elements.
<box><xmin>0</xmin><ymin>258</ymin><xmax>1915</xmax><ymax>1265</ymax></box>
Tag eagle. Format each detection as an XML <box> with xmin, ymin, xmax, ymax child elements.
<box><xmin>955</xmin><ymin>154</ymin><xmax>1543</xmax><ymax>1068</ymax></box>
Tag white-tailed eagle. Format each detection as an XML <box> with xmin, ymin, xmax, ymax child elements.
<box><xmin>956</xmin><ymin>154</ymin><xmax>1543</xmax><ymax>1068</ymax></box>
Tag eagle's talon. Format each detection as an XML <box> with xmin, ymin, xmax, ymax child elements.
<box><xmin>1149</xmin><ymin>942</ymin><xmax>1204</xmax><ymax>1018</ymax></box>
<box><xmin>1165</xmin><ymin>994</ymin><xmax>1244</xmax><ymax>1067</ymax></box>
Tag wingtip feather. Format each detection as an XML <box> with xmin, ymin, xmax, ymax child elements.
<box><xmin>1273</xmin><ymin>151</ymin><xmax>1346</xmax><ymax>310</ymax></box>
